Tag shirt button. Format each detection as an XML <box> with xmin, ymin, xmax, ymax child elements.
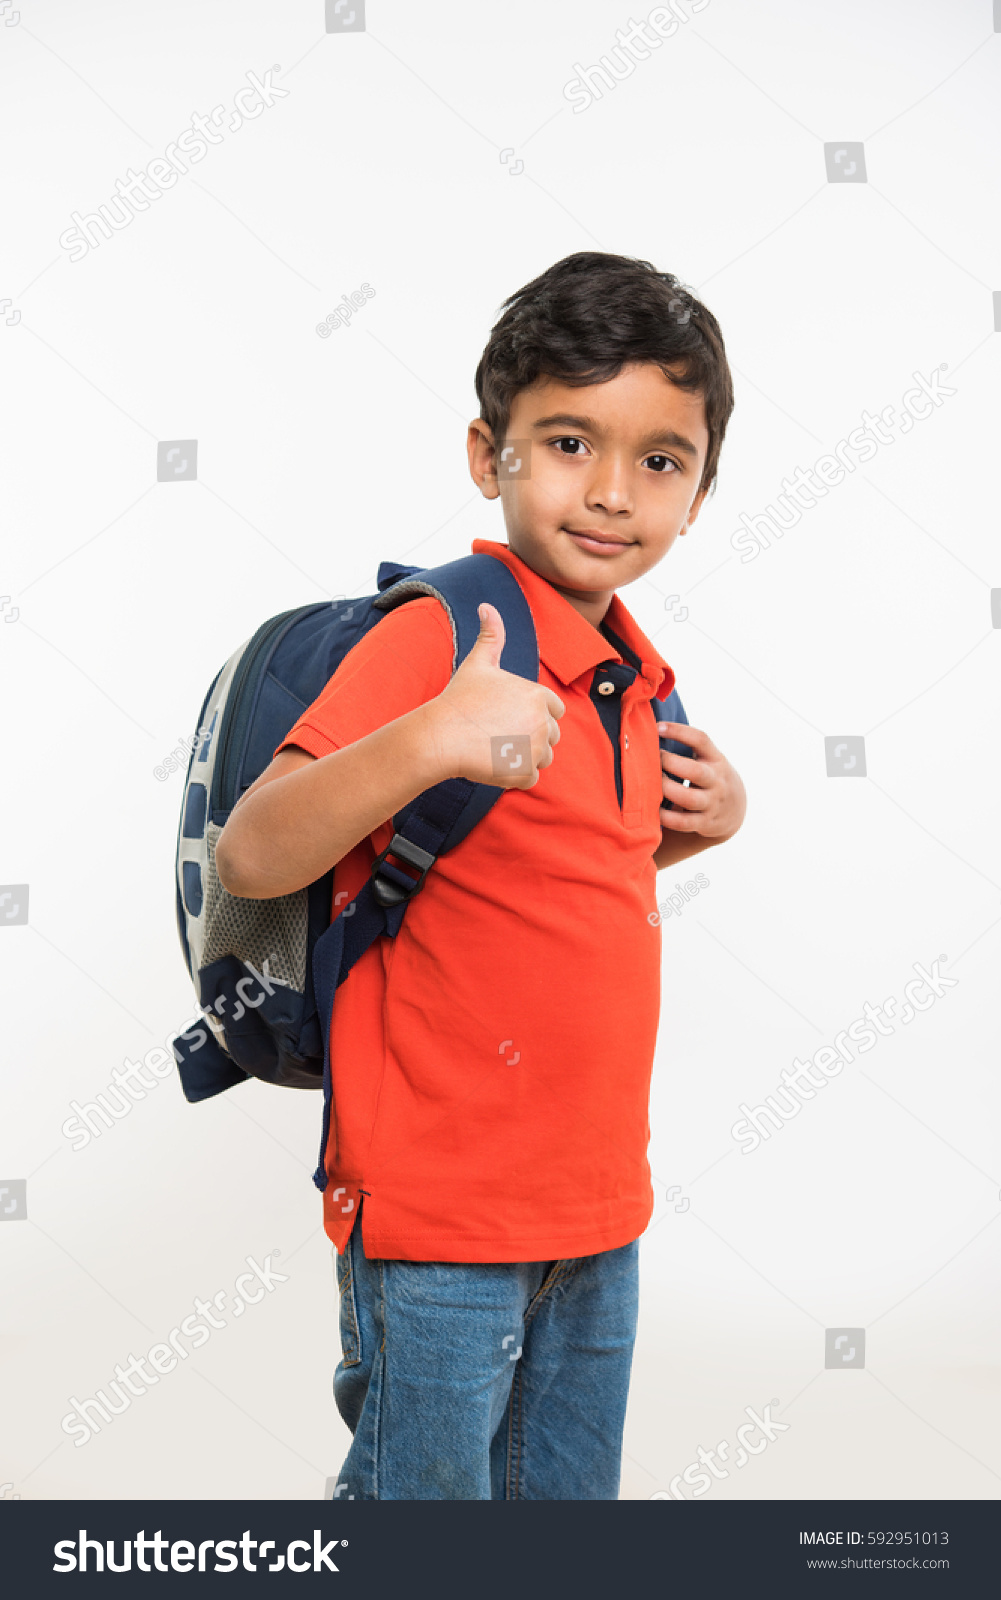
<box><xmin>597</xmin><ymin>680</ymin><xmax>615</xmax><ymax>696</ymax></box>
<box><xmin>624</xmin><ymin>734</ymin><xmax>629</xmax><ymax>748</ymax></box>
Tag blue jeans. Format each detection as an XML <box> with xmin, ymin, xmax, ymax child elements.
<box><xmin>331</xmin><ymin>1198</ymin><xmax>640</xmax><ymax>1500</ymax></box>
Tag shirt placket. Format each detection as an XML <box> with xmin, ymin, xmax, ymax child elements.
<box><xmin>619</xmin><ymin>676</ymin><xmax>653</xmax><ymax>828</ymax></box>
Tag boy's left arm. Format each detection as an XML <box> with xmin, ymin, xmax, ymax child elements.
<box><xmin>652</xmin><ymin>721</ymin><xmax>747</xmax><ymax>872</ymax></box>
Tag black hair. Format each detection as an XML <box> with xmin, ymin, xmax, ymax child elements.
<box><xmin>474</xmin><ymin>250</ymin><xmax>734</xmax><ymax>497</ymax></box>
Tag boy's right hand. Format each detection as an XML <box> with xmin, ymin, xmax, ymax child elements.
<box><xmin>430</xmin><ymin>602</ymin><xmax>565</xmax><ymax>788</ymax></box>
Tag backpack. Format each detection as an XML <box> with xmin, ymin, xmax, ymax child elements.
<box><xmin>170</xmin><ymin>551</ymin><xmax>690</xmax><ymax>1192</ymax></box>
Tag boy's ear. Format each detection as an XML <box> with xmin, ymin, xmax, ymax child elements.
<box><xmin>467</xmin><ymin>419</ymin><xmax>501</xmax><ymax>500</ymax></box>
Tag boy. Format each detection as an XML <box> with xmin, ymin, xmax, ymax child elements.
<box><xmin>215</xmin><ymin>251</ymin><xmax>746</xmax><ymax>1500</ymax></box>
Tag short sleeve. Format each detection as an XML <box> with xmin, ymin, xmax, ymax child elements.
<box><xmin>273</xmin><ymin>596</ymin><xmax>454</xmax><ymax>762</ymax></box>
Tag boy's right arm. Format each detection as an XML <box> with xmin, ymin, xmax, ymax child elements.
<box><xmin>215</xmin><ymin>602</ymin><xmax>564</xmax><ymax>900</ymax></box>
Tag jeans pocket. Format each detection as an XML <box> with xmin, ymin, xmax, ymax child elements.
<box><xmin>335</xmin><ymin>1241</ymin><xmax>362</xmax><ymax>1368</ymax></box>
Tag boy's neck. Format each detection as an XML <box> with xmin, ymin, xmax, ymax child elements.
<box><xmin>504</xmin><ymin>542</ymin><xmax>614</xmax><ymax>631</ymax></box>
<box><xmin>551</xmin><ymin>583</ymin><xmax>614</xmax><ymax>633</ymax></box>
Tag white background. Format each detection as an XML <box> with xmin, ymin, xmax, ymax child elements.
<box><xmin>1</xmin><ymin>0</ymin><xmax>999</xmax><ymax>1502</ymax></box>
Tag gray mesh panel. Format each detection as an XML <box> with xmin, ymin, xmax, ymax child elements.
<box><xmin>200</xmin><ymin>823</ymin><xmax>308</xmax><ymax>993</ymax></box>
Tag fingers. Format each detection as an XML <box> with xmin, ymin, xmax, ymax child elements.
<box><xmin>545</xmin><ymin>689</ymin><xmax>566</xmax><ymax>720</ymax></box>
<box><xmin>661</xmin><ymin>777</ymin><xmax>708</xmax><ymax>812</ymax></box>
<box><xmin>517</xmin><ymin>709</ymin><xmax>561</xmax><ymax>785</ymax></box>
<box><xmin>656</xmin><ymin>721</ymin><xmax>717</xmax><ymax>759</ymax></box>
<box><xmin>660</xmin><ymin>747</ymin><xmax>708</xmax><ymax>786</ymax></box>
<box><xmin>473</xmin><ymin>601</ymin><xmax>506</xmax><ymax>667</ymax></box>
<box><xmin>659</xmin><ymin>803</ymin><xmax>704</xmax><ymax>831</ymax></box>
<box><xmin>534</xmin><ymin>719</ymin><xmax>559</xmax><ymax>772</ymax></box>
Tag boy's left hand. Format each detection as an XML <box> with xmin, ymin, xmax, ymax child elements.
<box><xmin>656</xmin><ymin>722</ymin><xmax>746</xmax><ymax>839</ymax></box>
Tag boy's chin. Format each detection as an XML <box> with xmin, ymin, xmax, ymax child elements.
<box><xmin>552</xmin><ymin>540</ymin><xmax>642</xmax><ymax>588</ymax></box>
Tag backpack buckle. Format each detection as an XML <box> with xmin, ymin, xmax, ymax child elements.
<box><xmin>370</xmin><ymin>833</ymin><xmax>436</xmax><ymax>908</ymax></box>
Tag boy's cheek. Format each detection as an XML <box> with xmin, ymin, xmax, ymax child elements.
<box><xmin>510</xmin><ymin>476</ymin><xmax>560</xmax><ymax>529</ymax></box>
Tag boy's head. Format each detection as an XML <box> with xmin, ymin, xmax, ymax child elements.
<box><xmin>468</xmin><ymin>251</ymin><xmax>734</xmax><ymax>623</ymax></box>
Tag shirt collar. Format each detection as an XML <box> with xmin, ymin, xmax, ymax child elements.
<box><xmin>470</xmin><ymin>539</ymin><xmax>675</xmax><ymax>700</ymax></box>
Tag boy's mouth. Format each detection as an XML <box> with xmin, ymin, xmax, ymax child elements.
<box><xmin>562</xmin><ymin>526</ymin><xmax>636</xmax><ymax>556</ymax></box>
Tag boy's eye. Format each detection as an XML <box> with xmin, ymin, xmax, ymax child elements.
<box><xmin>550</xmin><ymin>438</ymin><xmax>679</xmax><ymax>473</ymax></box>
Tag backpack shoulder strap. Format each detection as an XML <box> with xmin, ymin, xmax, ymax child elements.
<box><xmin>308</xmin><ymin>551</ymin><xmax>539</xmax><ymax>1187</ymax></box>
<box><xmin>651</xmin><ymin>684</ymin><xmax>695</xmax><ymax>806</ymax></box>
<box><xmin>373</xmin><ymin>551</ymin><xmax>538</xmax><ymax>873</ymax></box>
<box><xmin>651</xmin><ymin>683</ymin><xmax>692</xmax><ymax>752</ymax></box>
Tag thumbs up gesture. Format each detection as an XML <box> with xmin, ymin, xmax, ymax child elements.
<box><xmin>432</xmin><ymin>603</ymin><xmax>565</xmax><ymax>788</ymax></box>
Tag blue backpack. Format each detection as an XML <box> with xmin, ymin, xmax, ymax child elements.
<box><xmin>171</xmin><ymin>552</ymin><xmax>690</xmax><ymax>1191</ymax></box>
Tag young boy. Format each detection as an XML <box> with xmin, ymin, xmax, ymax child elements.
<box><xmin>215</xmin><ymin>250</ymin><xmax>746</xmax><ymax>1500</ymax></box>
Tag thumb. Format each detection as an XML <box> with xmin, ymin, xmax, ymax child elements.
<box><xmin>471</xmin><ymin>601</ymin><xmax>506</xmax><ymax>669</ymax></box>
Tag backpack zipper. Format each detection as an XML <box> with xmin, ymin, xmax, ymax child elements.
<box><xmin>213</xmin><ymin>605</ymin><xmax>325</xmax><ymax>815</ymax></box>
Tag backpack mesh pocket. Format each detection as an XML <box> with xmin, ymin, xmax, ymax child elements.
<box><xmin>200</xmin><ymin>823</ymin><xmax>308</xmax><ymax>993</ymax></box>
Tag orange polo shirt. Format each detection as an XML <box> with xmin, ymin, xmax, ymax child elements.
<box><xmin>275</xmin><ymin>539</ymin><xmax>674</xmax><ymax>1262</ymax></box>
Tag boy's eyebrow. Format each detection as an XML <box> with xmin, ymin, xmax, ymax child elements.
<box><xmin>529</xmin><ymin>412</ymin><xmax>700</xmax><ymax>457</ymax></box>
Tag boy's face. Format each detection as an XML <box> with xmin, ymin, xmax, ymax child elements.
<box><xmin>467</xmin><ymin>361</ymin><xmax>710</xmax><ymax>628</ymax></box>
